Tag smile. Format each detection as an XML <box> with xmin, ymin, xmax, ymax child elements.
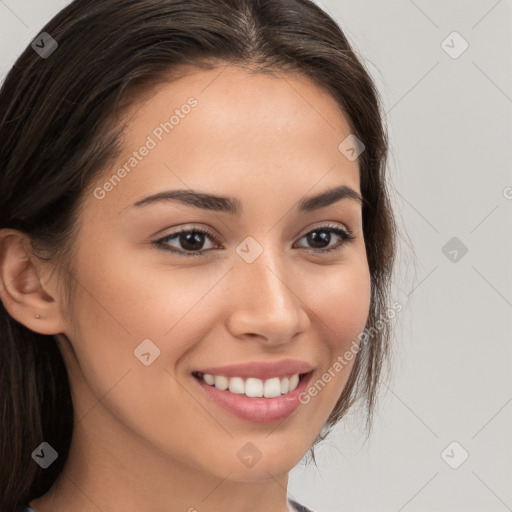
<box><xmin>191</xmin><ymin>370</ymin><xmax>314</xmax><ymax>423</ymax></box>
<box><xmin>193</xmin><ymin>371</ymin><xmax>302</xmax><ymax>398</ymax></box>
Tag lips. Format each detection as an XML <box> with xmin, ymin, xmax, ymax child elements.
<box><xmin>192</xmin><ymin>369</ymin><xmax>314</xmax><ymax>423</ymax></box>
<box><xmin>193</xmin><ymin>359</ymin><xmax>314</xmax><ymax>380</ymax></box>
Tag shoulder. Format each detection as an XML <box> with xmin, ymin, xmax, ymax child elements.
<box><xmin>288</xmin><ymin>497</ymin><xmax>317</xmax><ymax>512</ymax></box>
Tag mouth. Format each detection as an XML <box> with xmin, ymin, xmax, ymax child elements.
<box><xmin>192</xmin><ymin>370</ymin><xmax>311</xmax><ymax>398</ymax></box>
<box><xmin>191</xmin><ymin>370</ymin><xmax>314</xmax><ymax>423</ymax></box>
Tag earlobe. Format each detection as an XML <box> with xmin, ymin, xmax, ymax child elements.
<box><xmin>0</xmin><ymin>228</ymin><xmax>66</xmax><ymax>335</ymax></box>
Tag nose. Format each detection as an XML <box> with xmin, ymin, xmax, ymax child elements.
<box><xmin>225</xmin><ymin>247</ymin><xmax>310</xmax><ymax>347</ymax></box>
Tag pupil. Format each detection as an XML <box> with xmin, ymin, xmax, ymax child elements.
<box><xmin>308</xmin><ymin>230</ymin><xmax>330</xmax><ymax>248</ymax></box>
<box><xmin>181</xmin><ymin>232</ymin><xmax>204</xmax><ymax>251</ymax></box>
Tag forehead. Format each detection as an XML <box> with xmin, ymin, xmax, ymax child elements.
<box><xmin>123</xmin><ymin>64</ymin><xmax>354</xmax><ymax>142</ymax></box>
<box><xmin>85</xmin><ymin>64</ymin><xmax>361</xmax><ymax>217</ymax></box>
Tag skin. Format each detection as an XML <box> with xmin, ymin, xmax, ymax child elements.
<box><xmin>0</xmin><ymin>65</ymin><xmax>371</xmax><ymax>512</ymax></box>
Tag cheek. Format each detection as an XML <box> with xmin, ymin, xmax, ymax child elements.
<box><xmin>65</xmin><ymin>244</ymin><xmax>221</xmax><ymax>393</ymax></box>
<box><xmin>73</xmin><ymin>236</ymin><xmax>212</xmax><ymax>338</ymax></box>
<box><xmin>298</xmin><ymin>259</ymin><xmax>371</xmax><ymax>407</ymax></box>
<box><xmin>305</xmin><ymin>259</ymin><xmax>371</xmax><ymax>353</ymax></box>
<box><xmin>63</xmin><ymin>247</ymin><xmax>216</xmax><ymax>449</ymax></box>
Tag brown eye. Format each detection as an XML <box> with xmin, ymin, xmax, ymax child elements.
<box><xmin>294</xmin><ymin>224</ymin><xmax>355</xmax><ymax>254</ymax></box>
<box><xmin>153</xmin><ymin>223</ymin><xmax>355</xmax><ymax>258</ymax></box>
<box><xmin>154</xmin><ymin>227</ymin><xmax>219</xmax><ymax>257</ymax></box>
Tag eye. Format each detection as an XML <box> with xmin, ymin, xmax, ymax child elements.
<box><xmin>294</xmin><ymin>222</ymin><xmax>356</xmax><ymax>254</ymax></box>
<box><xmin>153</xmin><ymin>225</ymin><xmax>220</xmax><ymax>257</ymax></box>
<box><xmin>152</xmin><ymin>222</ymin><xmax>356</xmax><ymax>257</ymax></box>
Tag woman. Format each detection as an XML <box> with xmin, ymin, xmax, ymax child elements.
<box><xmin>0</xmin><ymin>1</ymin><xmax>397</xmax><ymax>511</ymax></box>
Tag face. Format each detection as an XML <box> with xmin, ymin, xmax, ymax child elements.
<box><xmin>50</xmin><ymin>65</ymin><xmax>371</xmax><ymax>483</ymax></box>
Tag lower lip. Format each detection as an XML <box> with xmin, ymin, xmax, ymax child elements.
<box><xmin>193</xmin><ymin>372</ymin><xmax>313</xmax><ymax>423</ymax></box>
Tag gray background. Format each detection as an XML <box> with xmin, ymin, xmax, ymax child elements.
<box><xmin>1</xmin><ymin>1</ymin><xmax>511</xmax><ymax>511</ymax></box>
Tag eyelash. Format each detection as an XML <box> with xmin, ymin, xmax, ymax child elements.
<box><xmin>152</xmin><ymin>222</ymin><xmax>356</xmax><ymax>258</ymax></box>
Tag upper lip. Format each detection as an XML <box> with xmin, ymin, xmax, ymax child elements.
<box><xmin>194</xmin><ymin>359</ymin><xmax>314</xmax><ymax>380</ymax></box>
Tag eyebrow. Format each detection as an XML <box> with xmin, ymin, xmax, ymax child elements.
<box><xmin>130</xmin><ymin>184</ymin><xmax>366</xmax><ymax>215</ymax></box>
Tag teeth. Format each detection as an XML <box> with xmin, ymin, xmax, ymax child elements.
<box><xmin>199</xmin><ymin>373</ymin><xmax>303</xmax><ymax>398</ymax></box>
<box><xmin>203</xmin><ymin>374</ymin><xmax>215</xmax><ymax>386</ymax></box>
<box><xmin>228</xmin><ymin>377</ymin><xmax>245</xmax><ymax>394</ymax></box>
<box><xmin>289</xmin><ymin>374</ymin><xmax>299</xmax><ymax>391</ymax></box>
<box><xmin>245</xmin><ymin>377</ymin><xmax>263</xmax><ymax>397</ymax></box>
<box><xmin>263</xmin><ymin>377</ymin><xmax>281</xmax><ymax>398</ymax></box>
<box><xmin>214</xmin><ymin>375</ymin><xmax>229</xmax><ymax>390</ymax></box>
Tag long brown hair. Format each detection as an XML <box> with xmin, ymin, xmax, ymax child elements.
<box><xmin>0</xmin><ymin>0</ymin><xmax>397</xmax><ymax>509</ymax></box>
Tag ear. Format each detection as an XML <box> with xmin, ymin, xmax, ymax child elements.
<box><xmin>0</xmin><ymin>228</ymin><xmax>67</xmax><ymax>335</ymax></box>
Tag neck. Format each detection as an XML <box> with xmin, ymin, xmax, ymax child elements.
<box><xmin>30</xmin><ymin>401</ymin><xmax>292</xmax><ymax>512</ymax></box>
